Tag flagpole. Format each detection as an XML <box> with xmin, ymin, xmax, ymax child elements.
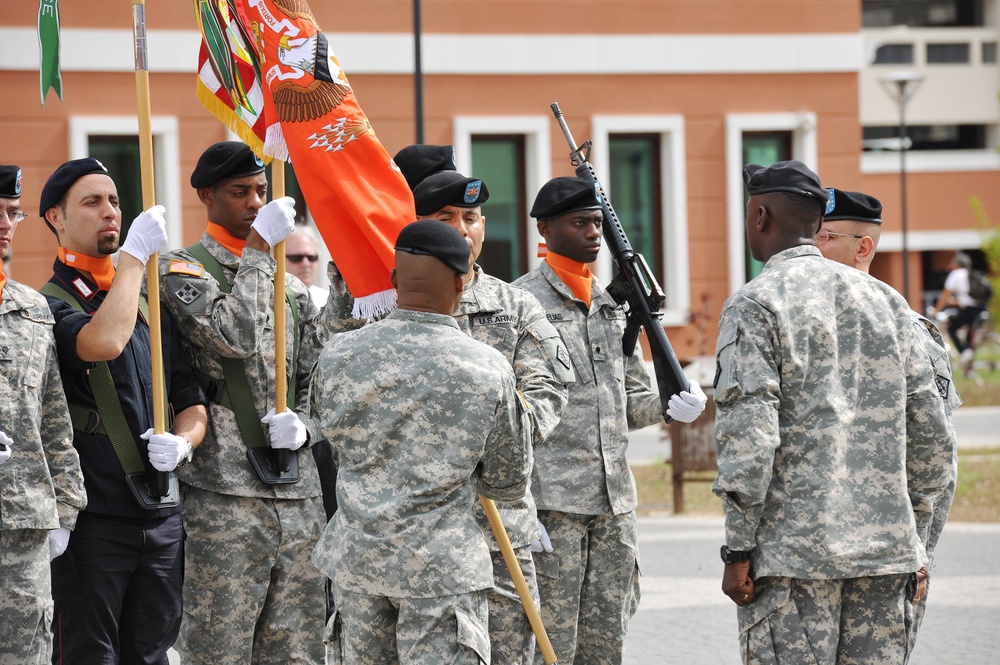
<box><xmin>479</xmin><ymin>496</ymin><xmax>560</xmax><ymax>664</ymax></box>
<box><xmin>272</xmin><ymin>164</ymin><xmax>289</xmax><ymax>472</ymax></box>
<box><xmin>131</xmin><ymin>0</ymin><xmax>168</xmax><ymax>494</ymax></box>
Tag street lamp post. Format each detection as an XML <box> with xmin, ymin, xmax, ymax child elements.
<box><xmin>413</xmin><ymin>0</ymin><xmax>424</xmax><ymax>144</ymax></box>
<box><xmin>879</xmin><ymin>71</ymin><xmax>924</xmax><ymax>306</ymax></box>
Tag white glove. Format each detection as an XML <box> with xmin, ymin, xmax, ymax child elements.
<box><xmin>666</xmin><ymin>379</ymin><xmax>708</xmax><ymax>424</ymax></box>
<box><xmin>251</xmin><ymin>197</ymin><xmax>297</xmax><ymax>248</ymax></box>
<box><xmin>48</xmin><ymin>528</ymin><xmax>71</xmax><ymax>561</ymax></box>
<box><xmin>261</xmin><ymin>408</ymin><xmax>307</xmax><ymax>451</ymax></box>
<box><xmin>0</xmin><ymin>430</ymin><xmax>12</xmax><ymax>465</ymax></box>
<box><xmin>530</xmin><ymin>520</ymin><xmax>554</xmax><ymax>554</ymax></box>
<box><xmin>119</xmin><ymin>205</ymin><xmax>168</xmax><ymax>265</ymax></box>
<box><xmin>140</xmin><ymin>428</ymin><xmax>192</xmax><ymax>472</ymax></box>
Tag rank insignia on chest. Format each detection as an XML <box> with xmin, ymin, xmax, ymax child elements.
<box><xmin>175</xmin><ymin>282</ymin><xmax>202</xmax><ymax>305</ymax></box>
<box><xmin>169</xmin><ymin>259</ymin><xmax>204</xmax><ymax>277</ymax></box>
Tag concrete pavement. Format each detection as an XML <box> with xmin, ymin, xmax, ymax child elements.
<box><xmin>624</xmin><ymin>515</ymin><xmax>1000</xmax><ymax>664</ymax></box>
<box><xmin>626</xmin><ymin>405</ymin><xmax>1000</xmax><ymax>466</ymax></box>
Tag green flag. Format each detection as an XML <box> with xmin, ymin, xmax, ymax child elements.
<box><xmin>38</xmin><ymin>0</ymin><xmax>62</xmax><ymax>105</ymax></box>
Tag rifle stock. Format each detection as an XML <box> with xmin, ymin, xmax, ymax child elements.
<box><xmin>550</xmin><ymin>103</ymin><xmax>689</xmax><ymax>418</ymax></box>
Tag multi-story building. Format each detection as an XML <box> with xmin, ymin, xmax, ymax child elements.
<box><xmin>1</xmin><ymin>0</ymin><xmax>997</xmax><ymax>356</ymax></box>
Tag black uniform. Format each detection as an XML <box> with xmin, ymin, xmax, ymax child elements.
<box><xmin>47</xmin><ymin>260</ymin><xmax>205</xmax><ymax>665</ymax></box>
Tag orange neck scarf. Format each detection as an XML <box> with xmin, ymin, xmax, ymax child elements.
<box><xmin>206</xmin><ymin>221</ymin><xmax>246</xmax><ymax>257</ymax></box>
<box><xmin>59</xmin><ymin>247</ymin><xmax>115</xmax><ymax>292</ymax></box>
<box><xmin>546</xmin><ymin>251</ymin><xmax>593</xmax><ymax>307</ymax></box>
<box><xmin>0</xmin><ymin>268</ymin><xmax>6</xmax><ymax>304</ymax></box>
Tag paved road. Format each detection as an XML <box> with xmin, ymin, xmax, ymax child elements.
<box><xmin>624</xmin><ymin>515</ymin><xmax>1000</xmax><ymax>664</ymax></box>
<box><xmin>627</xmin><ymin>405</ymin><xmax>1000</xmax><ymax>466</ymax></box>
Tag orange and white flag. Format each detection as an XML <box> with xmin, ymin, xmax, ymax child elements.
<box><xmin>194</xmin><ymin>0</ymin><xmax>414</xmax><ymax>317</ymax></box>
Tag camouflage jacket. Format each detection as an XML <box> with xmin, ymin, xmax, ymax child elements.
<box><xmin>910</xmin><ymin>310</ymin><xmax>961</xmax><ymax>558</ymax></box>
<box><xmin>159</xmin><ymin>233</ymin><xmax>323</xmax><ymax>499</ymax></box>
<box><xmin>310</xmin><ymin>309</ymin><xmax>530</xmax><ymax>598</ymax></box>
<box><xmin>514</xmin><ymin>261</ymin><xmax>662</xmax><ymax>516</ymax></box>
<box><xmin>459</xmin><ymin>266</ymin><xmax>572</xmax><ymax>548</ymax></box>
<box><xmin>712</xmin><ymin>246</ymin><xmax>953</xmax><ymax>579</ymax></box>
<box><xmin>0</xmin><ymin>280</ymin><xmax>86</xmax><ymax>530</ymax></box>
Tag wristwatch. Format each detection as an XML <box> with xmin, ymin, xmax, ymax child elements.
<box><xmin>720</xmin><ymin>545</ymin><xmax>752</xmax><ymax>564</ymax></box>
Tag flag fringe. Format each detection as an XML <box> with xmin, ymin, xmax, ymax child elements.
<box><xmin>352</xmin><ymin>288</ymin><xmax>397</xmax><ymax>320</ymax></box>
<box><xmin>196</xmin><ymin>79</ymin><xmax>270</xmax><ymax>162</ymax></box>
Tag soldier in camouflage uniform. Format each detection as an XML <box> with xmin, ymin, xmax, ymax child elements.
<box><xmin>158</xmin><ymin>142</ymin><xmax>326</xmax><ymax>665</ymax></box>
<box><xmin>814</xmin><ymin>187</ymin><xmax>960</xmax><ymax>663</ymax></box>
<box><xmin>0</xmin><ymin>164</ymin><xmax>87</xmax><ymax>665</ymax></box>
<box><xmin>410</xmin><ymin>167</ymin><xmax>573</xmax><ymax>664</ymax></box>
<box><xmin>713</xmin><ymin>161</ymin><xmax>954</xmax><ymax>665</ymax></box>
<box><xmin>311</xmin><ymin>219</ymin><xmax>531</xmax><ymax>664</ymax></box>
<box><xmin>514</xmin><ymin>176</ymin><xmax>707</xmax><ymax>664</ymax></box>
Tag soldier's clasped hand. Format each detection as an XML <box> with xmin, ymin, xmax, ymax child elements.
<box><xmin>251</xmin><ymin>197</ymin><xmax>297</xmax><ymax>249</ymax></box>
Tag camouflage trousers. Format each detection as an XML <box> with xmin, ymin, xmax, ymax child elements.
<box><xmin>0</xmin><ymin>529</ymin><xmax>51</xmax><ymax>665</ymax></box>
<box><xmin>176</xmin><ymin>487</ymin><xmax>326</xmax><ymax>665</ymax></box>
<box><xmin>328</xmin><ymin>587</ymin><xmax>490</xmax><ymax>665</ymax></box>
<box><xmin>738</xmin><ymin>574</ymin><xmax>910</xmax><ymax>665</ymax></box>
<box><xmin>531</xmin><ymin>510</ymin><xmax>640</xmax><ymax>665</ymax></box>
<box><xmin>488</xmin><ymin>545</ymin><xmax>538</xmax><ymax>665</ymax></box>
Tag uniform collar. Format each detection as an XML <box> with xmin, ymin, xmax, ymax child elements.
<box><xmin>388</xmin><ymin>307</ymin><xmax>461</xmax><ymax>330</ymax></box>
<box><xmin>762</xmin><ymin>244</ymin><xmax>823</xmax><ymax>271</ymax></box>
<box><xmin>457</xmin><ymin>265</ymin><xmax>503</xmax><ymax>315</ymax></box>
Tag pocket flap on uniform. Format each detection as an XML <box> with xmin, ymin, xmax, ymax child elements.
<box><xmin>455</xmin><ymin>604</ymin><xmax>490</xmax><ymax>663</ymax></box>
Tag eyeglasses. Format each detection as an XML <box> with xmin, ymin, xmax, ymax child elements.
<box><xmin>286</xmin><ymin>254</ymin><xmax>319</xmax><ymax>263</ymax></box>
<box><xmin>0</xmin><ymin>210</ymin><xmax>27</xmax><ymax>223</ymax></box>
<box><xmin>815</xmin><ymin>228</ymin><xmax>866</xmax><ymax>244</ymax></box>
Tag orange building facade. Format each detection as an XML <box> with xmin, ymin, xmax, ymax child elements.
<box><xmin>2</xmin><ymin>1</ymin><xmax>997</xmax><ymax>357</ymax></box>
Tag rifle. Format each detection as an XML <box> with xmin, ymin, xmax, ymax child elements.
<box><xmin>550</xmin><ymin>102</ymin><xmax>689</xmax><ymax>419</ymax></box>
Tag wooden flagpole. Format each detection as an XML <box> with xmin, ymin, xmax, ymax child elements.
<box><xmin>131</xmin><ymin>0</ymin><xmax>168</xmax><ymax>495</ymax></box>
<box><xmin>272</xmin><ymin>164</ymin><xmax>289</xmax><ymax>471</ymax></box>
<box><xmin>479</xmin><ymin>496</ymin><xmax>560</xmax><ymax>664</ymax></box>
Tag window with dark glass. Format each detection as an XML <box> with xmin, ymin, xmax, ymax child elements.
<box><xmin>982</xmin><ymin>41</ymin><xmax>997</xmax><ymax>63</ymax></box>
<box><xmin>471</xmin><ymin>136</ymin><xmax>526</xmax><ymax>282</ymax></box>
<box><xmin>88</xmin><ymin>135</ymin><xmax>142</xmax><ymax>239</ymax></box>
<box><xmin>927</xmin><ymin>42</ymin><xmax>971</xmax><ymax>63</ymax></box>
<box><xmin>741</xmin><ymin>132</ymin><xmax>791</xmax><ymax>281</ymax></box>
<box><xmin>863</xmin><ymin>124</ymin><xmax>988</xmax><ymax>151</ymax></box>
<box><xmin>863</xmin><ymin>1</ymin><xmax>984</xmax><ymax>28</ymax></box>
<box><xmin>873</xmin><ymin>43</ymin><xmax>915</xmax><ymax>64</ymax></box>
<box><xmin>608</xmin><ymin>134</ymin><xmax>663</xmax><ymax>287</ymax></box>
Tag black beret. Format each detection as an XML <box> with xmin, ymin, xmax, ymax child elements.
<box><xmin>39</xmin><ymin>158</ymin><xmax>111</xmax><ymax>216</ymax></box>
<box><xmin>412</xmin><ymin>171</ymin><xmax>489</xmax><ymax>216</ymax></box>
<box><xmin>530</xmin><ymin>176</ymin><xmax>602</xmax><ymax>220</ymax></box>
<box><xmin>395</xmin><ymin>219</ymin><xmax>470</xmax><ymax>275</ymax></box>
<box><xmin>743</xmin><ymin>160</ymin><xmax>827</xmax><ymax>205</ymax></box>
<box><xmin>0</xmin><ymin>165</ymin><xmax>22</xmax><ymax>199</ymax></box>
<box><xmin>393</xmin><ymin>144</ymin><xmax>456</xmax><ymax>191</ymax></box>
<box><xmin>823</xmin><ymin>188</ymin><xmax>882</xmax><ymax>225</ymax></box>
<box><xmin>191</xmin><ymin>141</ymin><xmax>265</xmax><ymax>188</ymax></box>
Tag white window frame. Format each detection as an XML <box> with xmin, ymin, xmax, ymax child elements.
<box><xmin>453</xmin><ymin>116</ymin><xmax>552</xmax><ymax>274</ymax></box>
<box><xmin>590</xmin><ymin>115</ymin><xmax>689</xmax><ymax>327</ymax></box>
<box><xmin>725</xmin><ymin>112</ymin><xmax>818</xmax><ymax>294</ymax></box>
<box><xmin>69</xmin><ymin>116</ymin><xmax>183</xmax><ymax>248</ymax></box>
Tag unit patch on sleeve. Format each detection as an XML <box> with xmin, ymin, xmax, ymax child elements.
<box><xmin>175</xmin><ymin>282</ymin><xmax>202</xmax><ymax>305</ymax></box>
